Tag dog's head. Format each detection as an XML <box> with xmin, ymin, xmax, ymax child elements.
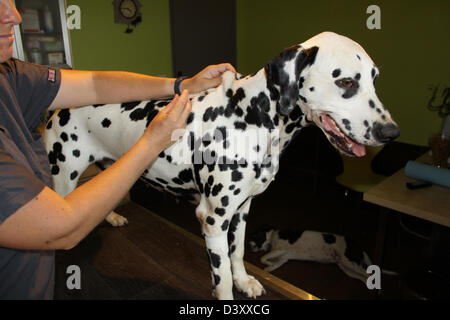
<box><xmin>248</xmin><ymin>225</ymin><xmax>274</xmax><ymax>252</ymax></box>
<box><xmin>265</xmin><ymin>31</ymin><xmax>400</xmax><ymax>157</ymax></box>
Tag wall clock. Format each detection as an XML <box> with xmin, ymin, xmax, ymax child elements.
<box><xmin>113</xmin><ymin>0</ymin><xmax>142</xmax><ymax>24</ymax></box>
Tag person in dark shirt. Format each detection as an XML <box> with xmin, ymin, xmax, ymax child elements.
<box><xmin>0</xmin><ymin>0</ymin><xmax>235</xmax><ymax>299</ymax></box>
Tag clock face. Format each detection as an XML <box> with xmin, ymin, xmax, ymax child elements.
<box><xmin>120</xmin><ymin>0</ymin><xmax>137</xmax><ymax>19</ymax></box>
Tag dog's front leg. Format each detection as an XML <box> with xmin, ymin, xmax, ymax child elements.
<box><xmin>229</xmin><ymin>198</ymin><xmax>266</xmax><ymax>299</ymax></box>
<box><xmin>196</xmin><ymin>198</ymin><xmax>234</xmax><ymax>299</ymax></box>
<box><xmin>205</xmin><ymin>233</ymin><xmax>234</xmax><ymax>300</ymax></box>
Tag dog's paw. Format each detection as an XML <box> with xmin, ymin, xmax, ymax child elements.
<box><xmin>234</xmin><ymin>275</ymin><xmax>266</xmax><ymax>299</ymax></box>
<box><xmin>105</xmin><ymin>212</ymin><xmax>128</xmax><ymax>227</ymax></box>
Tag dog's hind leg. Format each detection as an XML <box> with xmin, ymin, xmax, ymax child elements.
<box><xmin>228</xmin><ymin>198</ymin><xmax>266</xmax><ymax>298</ymax></box>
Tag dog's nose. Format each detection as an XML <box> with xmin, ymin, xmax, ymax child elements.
<box><xmin>372</xmin><ymin>122</ymin><xmax>400</xmax><ymax>143</ymax></box>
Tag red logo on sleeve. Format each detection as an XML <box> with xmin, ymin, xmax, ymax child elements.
<box><xmin>48</xmin><ymin>69</ymin><xmax>56</xmax><ymax>83</ymax></box>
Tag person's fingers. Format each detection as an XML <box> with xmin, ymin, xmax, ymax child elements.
<box><xmin>203</xmin><ymin>63</ymin><xmax>236</xmax><ymax>79</ymax></box>
<box><xmin>180</xmin><ymin>97</ymin><xmax>192</xmax><ymax>123</ymax></box>
<box><xmin>160</xmin><ymin>94</ymin><xmax>179</xmax><ymax>114</ymax></box>
<box><xmin>218</xmin><ymin>63</ymin><xmax>236</xmax><ymax>74</ymax></box>
<box><xmin>169</xmin><ymin>90</ymin><xmax>189</xmax><ymax>117</ymax></box>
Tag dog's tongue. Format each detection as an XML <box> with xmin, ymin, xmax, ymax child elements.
<box><xmin>347</xmin><ymin>137</ymin><xmax>366</xmax><ymax>157</ymax></box>
<box><xmin>322</xmin><ymin>114</ymin><xmax>366</xmax><ymax>157</ymax></box>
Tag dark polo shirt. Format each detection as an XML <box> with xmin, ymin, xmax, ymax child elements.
<box><xmin>0</xmin><ymin>58</ymin><xmax>61</xmax><ymax>299</ymax></box>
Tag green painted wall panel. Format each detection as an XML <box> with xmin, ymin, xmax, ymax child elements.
<box><xmin>66</xmin><ymin>0</ymin><xmax>172</xmax><ymax>77</ymax></box>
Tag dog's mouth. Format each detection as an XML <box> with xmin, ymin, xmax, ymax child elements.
<box><xmin>317</xmin><ymin>113</ymin><xmax>366</xmax><ymax>157</ymax></box>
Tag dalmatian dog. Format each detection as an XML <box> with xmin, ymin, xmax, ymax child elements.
<box><xmin>44</xmin><ymin>32</ymin><xmax>399</xmax><ymax>300</ymax></box>
<box><xmin>248</xmin><ymin>226</ymin><xmax>397</xmax><ymax>283</ymax></box>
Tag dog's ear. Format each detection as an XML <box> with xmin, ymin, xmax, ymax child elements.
<box><xmin>265</xmin><ymin>45</ymin><xmax>319</xmax><ymax>116</ymax></box>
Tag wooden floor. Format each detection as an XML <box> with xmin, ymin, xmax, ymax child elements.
<box><xmin>54</xmin><ymin>202</ymin><xmax>317</xmax><ymax>300</ymax></box>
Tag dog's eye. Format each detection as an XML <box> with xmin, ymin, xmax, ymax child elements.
<box><xmin>337</xmin><ymin>78</ymin><xmax>354</xmax><ymax>88</ymax></box>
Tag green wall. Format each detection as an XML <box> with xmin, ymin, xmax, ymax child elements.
<box><xmin>236</xmin><ymin>0</ymin><xmax>450</xmax><ymax>146</ymax></box>
<box><xmin>66</xmin><ymin>0</ymin><xmax>172</xmax><ymax>77</ymax></box>
<box><xmin>64</xmin><ymin>0</ymin><xmax>449</xmax><ymax>146</ymax></box>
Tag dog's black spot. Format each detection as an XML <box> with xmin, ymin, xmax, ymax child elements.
<box><xmin>279</xmin><ymin>229</ymin><xmax>303</xmax><ymax>244</ymax></box>
<box><xmin>234</xmin><ymin>121</ymin><xmax>247</xmax><ymax>131</ymax></box>
<box><xmin>70</xmin><ymin>133</ymin><xmax>78</xmax><ymax>141</ymax></box>
<box><xmin>93</xmin><ymin>104</ymin><xmax>105</xmax><ymax>108</ymax></box>
<box><xmin>309</xmin><ymin>87</ymin><xmax>314</xmax><ymax>92</ymax></box>
<box><xmin>178</xmin><ymin>168</ymin><xmax>193</xmax><ymax>183</ymax></box>
<box><xmin>206</xmin><ymin>216</ymin><xmax>215</xmax><ymax>225</ymax></box>
<box><xmin>299</xmin><ymin>94</ymin><xmax>307</xmax><ymax>103</ymax></box>
<box><xmin>51</xmin><ymin>165</ymin><xmax>59</xmax><ymax>175</ymax></box>
<box><xmin>332</xmin><ymin>68</ymin><xmax>341</xmax><ymax>78</ymax></box>
<box><xmin>187</xmin><ymin>112</ymin><xmax>194</xmax><ymax>125</ymax></box>
<box><xmin>89</xmin><ymin>155</ymin><xmax>94</xmax><ymax>162</ymax></box>
<box><xmin>322</xmin><ymin>233</ymin><xmax>336</xmax><ymax>244</ymax></box>
<box><xmin>60</xmin><ymin>132</ymin><xmax>68</xmax><ymax>142</ymax></box>
<box><xmin>357</xmin><ymin>54</ymin><xmax>361</xmax><ymax>60</ymax></box>
<box><xmin>211</xmin><ymin>183</ymin><xmax>223</xmax><ymax>197</ymax></box>
<box><xmin>231</xmin><ymin>170</ymin><xmax>243</xmax><ymax>182</ymax></box>
<box><xmin>363</xmin><ymin>120</ymin><xmax>369</xmax><ymax>127</ymax></box>
<box><xmin>221</xmin><ymin>219</ymin><xmax>229</xmax><ymax>231</ymax></box>
<box><xmin>228</xmin><ymin>213</ymin><xmax>241</xmax><ymax>245</ymax></box>
<box><xmin>344</xmin><ymin>237</ymin><xmax>365</xmax><ymax>265</ymax></box>
<box><xmin>369</xmin><ymin>100</ymin><xmax>375</xmax><ymax>109</ymax></box>
<box><xmin>48</xmin><ymin>142</ymin><xmax>63</xmax><ymax>165</ymax></box>
<box><xmin>101</xmin><ymin>118</ymin><xmax>111</xmax><ymax>128</ymax></box>
<box><xmin>58</xmin><ymin>109</ymin><xmax>71</xmax><ymax>126</ymax></box>
<box><xmin>371</xmin><ymin>68</ymin><xmax>376</xmax><ymax>79</ymax></box>
<box><xmin>121</xmin><ymin>101</ymin><xmax>141</xmax><ymax>111</ymax></box>
<box><xmin>72</xmin><ymin>150</ymin><xmax>80</xmax><ymax>157</ymax></box>
<box><xmin>355</xmin><ymin>73</ymin><xmax>361</xmax><ymax>80</ymax></box>
<box><xmin>215</xmin><ymin>208</ymin><xmax>225</xmax><ymax>216</ymax></box>
<box><xmin>46</xmin><ymin>120</ymin><xmax>52</xmax><ymax>130</ymax></box>
<box><xmin>213</xmin><ymin>274</ymin><xmax>221</xmax><ymax>287</ymax></box>
<box><xmin>70</xmin><ymin>170</ymin><xmax>78</xmax><ymax>180</ymax></box>
<box><xmin>221</xmin><ymin>196</ymin><xmax>229</xmax><ymax>207</ymax></box>
<box><xmin>299</xmin><ymin>76</ymin><xmax>305</xmax><ymax>89</ymax></box>
<box><xmin>207</xmin><ymin>249</ymin><xmax>221</xmax><ymax>269</ymax></box>
<box><xmin>204</xmin><ymin>183</ymin><xmax>211</xmax><ymax>197</ymax></box>
<box><xmin>228</xmin><ymin>184</ymin><xmax>235</xmax><ymax>190</ymax></box>
<box><xmin>376</xmin><ymin>108</ymin><xmax>382</xmax><ymax>114</ymax></box>
<box><xmin>245</xmin><ymin>92</ymin><xmax>274</xmax><ymax>130</ymax></box>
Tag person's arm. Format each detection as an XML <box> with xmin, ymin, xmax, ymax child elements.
<box><xmin>0</xmin><ymin>91</ymin><xmax>191</xmax><ymax>251</ymax></box>
<box><xmin>48</xmin><ymin>63</ymin><xmax>236</xmax><ymax>110</ymax></box>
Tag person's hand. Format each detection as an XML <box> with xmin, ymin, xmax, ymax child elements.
<box><xmin>143</xmin><ymin>90</ymin><xmax>192</xmax><ymax>151</ymax></box>
<box><xmin>181</xmin><ymin>63</ymin><xmax>236</xmax><ymax>94</ymax></box>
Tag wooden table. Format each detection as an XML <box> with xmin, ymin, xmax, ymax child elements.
<box><xmin>55</xmin><ymin>202</ymin><xmax>319</xmax><ymax>300</ymax></box>
<box><xmin>363</xmin><ymin>152</ymin><xmax>450</xmax><ymax>267</ymax></box>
